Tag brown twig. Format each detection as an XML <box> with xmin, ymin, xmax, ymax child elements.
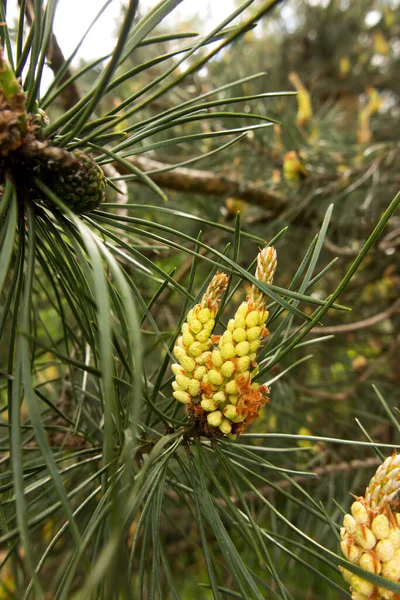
<box><xmin>164</xmin><ymin>455</ymin><xmax>382</xmax><ymax>557</ymax></box>
<box><xmin>116</xmin><ymin>155</ymin><xmax>287</xmax><ymax>214</ymax></box>
<box><xmin>379</xmin><ymin>227</ymin><xmax>400</xmax><ymax>252</ymax></box>
<box><xmin>165</xmin><ymin>457</ymin><xmax>382</xmax><ymax>508</ymax></box>
<box><xmin>323</xmin><ymin>236</ymin><xmax>360</xmax><ymax>257</ymax></box>
<box><xmin>46</xmin><ymin>35</ymin><xmax>81</xmax><ymax>109</ymax></box>
<box><xmin>307</xmin><ymin>298</ymin><xmax>400</xmax><ymax>336</ymax></box>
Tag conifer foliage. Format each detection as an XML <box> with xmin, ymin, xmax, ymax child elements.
<box><xmin>0</xmin><ymin>1</ymin><xmax>399</xmax><ymax>598</ymax></box>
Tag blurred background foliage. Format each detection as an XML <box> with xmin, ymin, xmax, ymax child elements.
<box><xmin>0</xmin><ymin>0</ymin><xmax>399</xmax><ymax>598</ymax></box>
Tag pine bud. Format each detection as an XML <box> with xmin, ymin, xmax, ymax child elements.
<box><xmin>249</xmin><ymin>246</ymin><xmax>278</xmax><ymax>310</ymax></box>
<box><xmin>201</xmin><ymin>399</ymin><xmax>219</xmax><ymax>412</ymax></box>
<box><xmin>218</xmin><ymin>418</ymin><xmax>232</xmax><ymax>435</ymax></box>
<box><xmin>289</xmin><ymin>72</ymin><xmax>313</xmax><ymax>127</ymax></box>
<box><xmin>283</xmin><ymin>151</ymin><xmax>307</xmax><ymax>183</ymax></box>
<box><xmin>173</xmin><ymin>391</ymin><xmax>191</xmax><ymax>404</ymax></box>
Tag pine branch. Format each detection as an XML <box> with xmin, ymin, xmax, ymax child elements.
<box><xmin>116</xmin><ymin>155</ymin><xmax>287</xmax><ymax>214</ymax></box>
<box><xmin>307</xmin><ymin>298</ymin><xmax>400</xmax><ymax>336</ymax></box>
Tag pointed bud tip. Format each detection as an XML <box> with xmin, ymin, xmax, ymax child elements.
<box><xmin>201</xmin><ymin>272</ymin><xmax>229</xmax><ymax>309</ymax></box>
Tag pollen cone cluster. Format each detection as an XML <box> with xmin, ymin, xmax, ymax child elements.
<box><xmin>340</xmin><ymin>452</ymin><xmax>400</xmax><ymax>600</ymax></box>
<box><xmin>171</xmin><ymin>246</ymin><xmax>277</xmax><ymax>438</ymax></box>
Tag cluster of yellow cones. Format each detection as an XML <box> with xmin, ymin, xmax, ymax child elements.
<box><xmin>341</xmin><ymin>452</ymin><xmax>400</xmax><ymax>599</ymax></box>
<box><xmin>171</xmin><ymin>246</ymin><xmax>277</xmax><ymax>438</ymax></box>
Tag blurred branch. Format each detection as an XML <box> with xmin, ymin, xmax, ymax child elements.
<box><xmin>379</xmin><ymin>227</ymin><xmax>400</xmax><ymax>252</ymax></box>
<box><xmin>118</xmin><ymin>155</ymin><xmax>287</xmax><ymax>214</ymax></box>
<box><xmin>18</xmin><ymin>0</ymin><xmax>80</xmax><ymax>110</ymax></box>
<box><xmin>241</xmin><ymin>456</ymin><xmax>381</xmax><ymax>501</ymax></box>
<box><xmin>308</xmin><ymin>298</ymin><xmax>400</xmax><ymax>336</ymax></box>
<box><xmin>165</xmin><ymin>456</ymin><xmax>380</xmax><ymax>537</ymax></box>
<box><xmin>323</xmin><ymin>236</ymin><xmax>360</xmax><ymax>257</ymax></box>
<box><xmin>46</xmin><ymin>34</ymin><xmax>81</xmax><ymax>110</ymax></box>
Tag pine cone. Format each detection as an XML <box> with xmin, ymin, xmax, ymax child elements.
<box><xmin>43</xmin><ymin>149</ymin><xmax>106</xmax><ymax>214</ymax></box>
<box><xmin>14</xmin><ymin>138</ymin><xmax>105</xmax><ymax>214</ymax></box>
<box><xmin>1</xmin><ymin>45</ymin><xmax>105</xmax><ymax>214</ymax></box>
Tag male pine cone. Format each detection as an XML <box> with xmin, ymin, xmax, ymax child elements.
<box><xmin>340</xmin><ymin>452</ymin><xmax>400</xmax><ymax>600</ymax></box>
<box><xmin>171</xmin><ymin>246</ymin><xmax>277</xmax><ymax>438</ymax></box>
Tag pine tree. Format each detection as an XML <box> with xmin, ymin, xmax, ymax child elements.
<box><xmin>0</xmin><ymin>1</ymin><xmax>399</xmax><ymax>598</ymax></box>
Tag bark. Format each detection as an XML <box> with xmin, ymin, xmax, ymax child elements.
<box><xmin>118</xmin><ymin>155</ymin><xmax>287</xmax><ymax>215</ymax></box>
<box><xmin>46</xmin><ymin>35</ymin><xmax>81</xmax><ymax>109</ymax></box>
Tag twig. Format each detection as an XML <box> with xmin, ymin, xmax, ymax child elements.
<box><xmin>116</xmin><ymin>155</ymin><xmax>287</xmax><ymax>215</ymax></box>
<box><xmin>163</xmin><ymin>456</ymin><xmax>381</xmax><ymax>561</ymax></box>
<box><xmin>379</xmin><ymin>227</ymin><xmax>400</xmax><ymax>252</ymax></box>
<box><xmin>323</xmin><ymin>236</ymin><xmax>360</xmax><ymax>257</ymax></box>
<box><xmin>307</xmin><ymin>298</ymin><xmax>400</xmax><ymax>336</ymax></box>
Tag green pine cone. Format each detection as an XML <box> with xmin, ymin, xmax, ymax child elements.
<box><xmin>45</xmin><ymin>149</ymin><xmax>106</xmax><ymax>214</ymax></box>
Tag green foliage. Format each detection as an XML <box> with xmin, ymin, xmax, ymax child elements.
<box><xmin>0</xmin><ymin>1</ymin><xmax>399</xmax><ymax>599</ymax></box>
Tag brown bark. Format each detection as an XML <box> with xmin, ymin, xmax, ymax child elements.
<box><xmin>306</xmin><ymin>299</ymin><xmax>400</xmax><ymax>336</ymax></box>
<box><xmin>46</xmin><ymin>35</ymin><xmax>81</xmax><ymax>109</ymax></box>
<box><xmin>117</xmin><ymin>154</ymin><xmax>287</xmax><ymax>214</ymax></box>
